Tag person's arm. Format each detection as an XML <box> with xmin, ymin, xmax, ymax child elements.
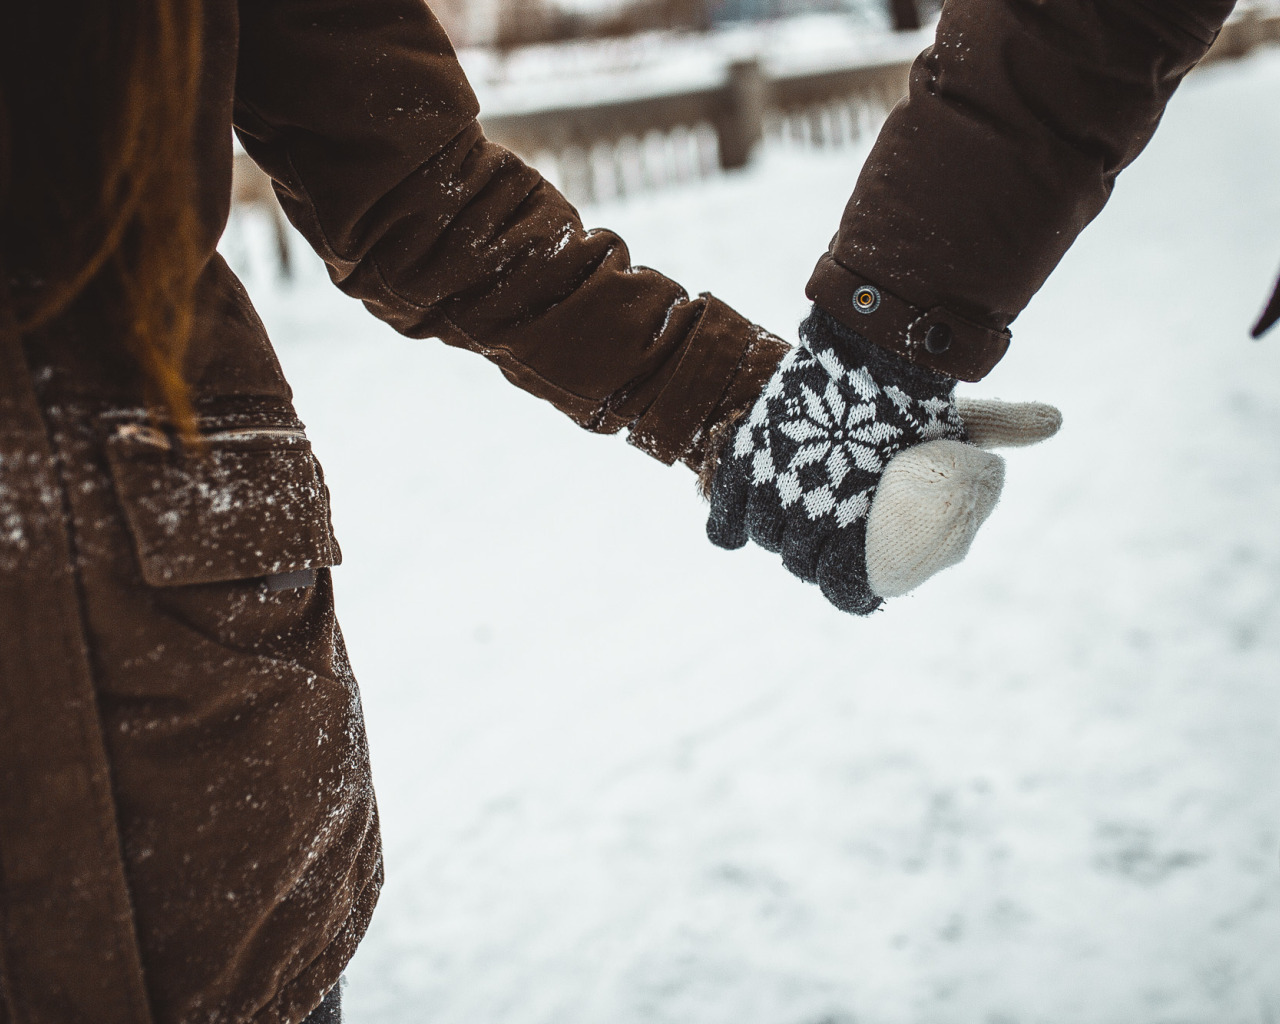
<box><xmin>806</xmin><ymin>0</ymin><xmax>1237</xmax><ymax>381</ymax></box>
<box><xmin>707</xmin><ymin>0</ymin><xmax>1230</xmax><ymax>611</ymax></box>
<box><xmin>231</xmin><ymin>0</ymin><xmax>786</xmax><ymax>472</ymax></box>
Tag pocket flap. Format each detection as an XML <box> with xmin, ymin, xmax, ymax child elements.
<box><xmin>105</xmin><ymin>421</ymin><xmax>342</xmax><ymax>588</ymax></box>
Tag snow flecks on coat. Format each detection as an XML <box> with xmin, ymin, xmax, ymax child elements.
<box><xmin>0</xmin><ymin>449</ymin><xmax>65</xmax><ymax>571</ymax></box>
<box><xmin>1</xmin><ymin>400</ymin><xmax>379</xmax><ymax>1024</ymax></box>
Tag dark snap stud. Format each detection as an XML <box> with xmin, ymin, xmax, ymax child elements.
<box><xmin>852</xmin><ymin>285</ymin><xmax>880</xmax><ymax>315</ymax></box>
<box><xmin>923</xmin><ymin>322</ymin><xmax>953</xmax><ymax>354</ymax></box>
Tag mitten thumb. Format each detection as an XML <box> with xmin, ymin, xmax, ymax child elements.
<box><xmin>864</xmin><ymin>439</ymin><xmax>1004</xmax><ymax>599</ymax></box>
<box><xmin>956</xmin><ymin>399</ymin><xmax>1062</xmax><ymax>449</ymax></box>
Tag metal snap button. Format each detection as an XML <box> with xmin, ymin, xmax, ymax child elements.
<box><xmin>852</xmin><ymin>286</ymin><xmax>880</xmax><ymax>314</ymax></box>
<box><xmin>924</xmin><ymin>322</ymin><xmax>953</xmax><ymax>354</ymax></box>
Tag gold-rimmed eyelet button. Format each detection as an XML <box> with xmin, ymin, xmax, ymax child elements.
<box><xmin>852</xmin><ymin>286</ymin><xmax>880</xmax><ymax>315</ymax></box>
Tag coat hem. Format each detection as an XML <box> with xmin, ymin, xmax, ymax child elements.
<box><xmin>247</xmin><ymin>852</ymin><xmax>383</xmax><ymax>1024</ymax></box>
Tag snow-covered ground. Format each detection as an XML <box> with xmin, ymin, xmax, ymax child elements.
<box><xmin>224</xmin><ymin>46</ymin><xmax>1280</xmax><ymax>1024</ymax></box>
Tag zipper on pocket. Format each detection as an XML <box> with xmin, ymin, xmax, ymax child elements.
<box><xmin>114</xmin><ymin>423</ymin><xmax>308</xmax><ymax>450</ymax></box>
<box><xmin>201</xmin><ymin>427</ymin><xmax>307</xmax><ymax>444</ymax></box>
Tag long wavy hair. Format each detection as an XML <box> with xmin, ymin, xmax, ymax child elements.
<box><xmin>0</xmin><ymin>0</ymin><xmax>204</xmax><ymax>432</ymax></box>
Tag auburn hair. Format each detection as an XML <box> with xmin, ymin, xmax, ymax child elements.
<box><xmin>0</xmin><ymin>0</ymin><xmax>204</xmax><ymax>434</ymax></box>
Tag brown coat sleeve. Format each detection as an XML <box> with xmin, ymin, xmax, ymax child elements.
<box><xmin>806</xmin><ymin>0</ymin><xmax>1237</xmax><ymax>381</ymax></box>
<box><xmin>231</xmin><ymin>0</ymin><xmax>785</xmax><ymax>468</ymax></box>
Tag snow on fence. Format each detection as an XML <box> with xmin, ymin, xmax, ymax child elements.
<box><xmin>479</xmin><ymin>54</ymin><xmax>911</xmax><ymax>204</ymax></box>
<box><xmin>478</xmin><ymin>7</ymin><xmax>1280</xmax><ymax>205</ymax></box>
<box><xmin>227</xmin><ymin>6</ymin><xmax>1280</xmax><ymax>245</ymax></box>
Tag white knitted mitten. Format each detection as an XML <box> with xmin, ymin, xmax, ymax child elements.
<box><xmin>863</xmin><ymin>398</ymin><xmax>1062</xmax><ymax>598</ymax></box>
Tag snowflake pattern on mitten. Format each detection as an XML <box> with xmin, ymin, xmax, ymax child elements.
<box><xmin>706</xmin><ymin>306</ymin><xmax>964</xmax><ymax>614</ymax></box>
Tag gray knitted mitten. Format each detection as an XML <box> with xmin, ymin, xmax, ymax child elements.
<box><xmin>706</xmin><ymin>305</ymin><xmax>965</xmax><ymax>613</ymax></box>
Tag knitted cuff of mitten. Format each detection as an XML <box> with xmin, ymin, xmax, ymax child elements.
<box><xmin>799</xmin><ymin>304</ymin><xmax>959</xmax><ymax>399</ymax></box>
<box><xmin>697</xmin><ymin>305</ymin><xmax>959</xmax><ymax>499</ymax></box>
<box><xmin>686</xmin><ymin>330</ymin><xmax>791</xmax><ymax>497</ymax></box>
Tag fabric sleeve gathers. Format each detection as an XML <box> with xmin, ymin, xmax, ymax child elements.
<box><xmin>232</xmin><ymin>0</ymin><xmax>788</xmax><ymax>469</ymax></box>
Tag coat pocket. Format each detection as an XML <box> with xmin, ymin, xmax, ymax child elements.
<box><xmin>104</xmin><ymin>417</ymin><xmax>342</xmax><ymax>588</ymax></box>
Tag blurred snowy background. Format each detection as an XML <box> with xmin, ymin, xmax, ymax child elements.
<box><xmin>221</xmin><ymin>22</ymin><xmax>1280</xmax><ymax>1024</ymax></box>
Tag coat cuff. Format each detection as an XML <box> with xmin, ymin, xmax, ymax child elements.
<box><xmin>627</xmin><ymin>294</ymin><xmax>780</xmax><ymax>466</ymax></box>
<box><xmin>806</xmin><ymin>253</ymin><xmax>1010</xmax><ymax>382</ymax></box>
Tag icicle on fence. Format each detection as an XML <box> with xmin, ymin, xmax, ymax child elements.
<box><xmin>534</xmin><ymin>123</ymin><xmax>717</xmax><ymax>205</ymax></box>
<box><xmin>531</xmin><ymin>98</ymin><xmax>892</xmax><ymax>206</ymax></box>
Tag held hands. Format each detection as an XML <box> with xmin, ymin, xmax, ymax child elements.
<box><xmin>706</xmin><ymin>307</ymin><xmax>1060</xmax><ymax>613</ymax></box>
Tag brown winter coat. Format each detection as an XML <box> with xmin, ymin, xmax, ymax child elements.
<box><xmin>807</xmin><ymin>0</ymin><xmax>1239</xmax><ymax>379</ymax></box>
<box><xmin>0</xmin><ymin>0</ymin><xmax>1240</xmax><ymax>1023</ymax></box>
<box><xmin>0</xmin><ymin>2</ymin><xmax>785</xmax><ymax>1023</ymax></box>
